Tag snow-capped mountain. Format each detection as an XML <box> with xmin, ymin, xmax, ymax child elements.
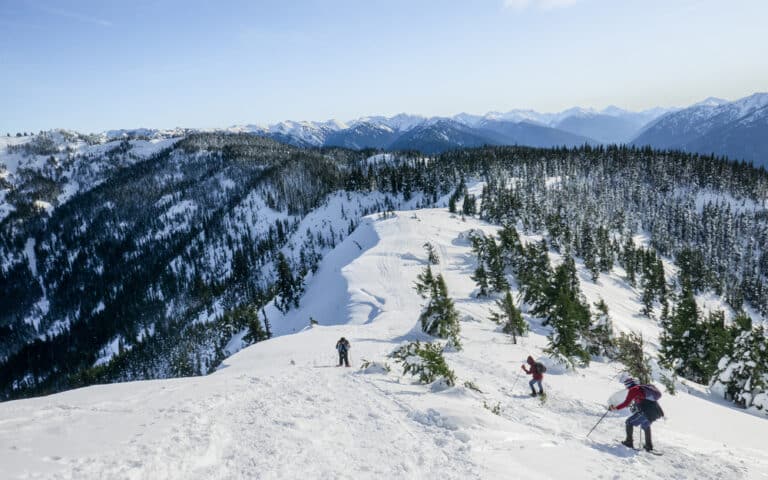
<box><xmin>633</xmin><ymin>93</ymin><xmax>768</xmax><ymax>167</ymax></box>
<box><xmin>386</xmin><ymin>119</ymin><xmax>503</xmax><ymax>154</ymax></box>
<box><xmin>76</xmin><ymin>99</ymin><xmax>723</xmax><ymax>155</ymax></box>
<box><xmin>324</xmin><ymin>121</ymin><xmax>398</xmax><ymax>150</ymax></box>
<box><xmin>218</xmin><ymin>104</ymin><xmax>672</xmax><ymax>153</ymax></box>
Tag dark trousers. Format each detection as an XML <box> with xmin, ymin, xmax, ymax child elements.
<box><xmin>338</xmin><ymin>351</ymin><xmax>349</xmax><ymax>366</ymax></box>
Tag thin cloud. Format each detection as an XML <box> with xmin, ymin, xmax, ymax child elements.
<box><xmin>503</xmin><ymin>0</ymin><xmax>580</xmax><ymax>11</ymax></box>
<box><xmin>36</xmin><ymin>4</ymin><xmax>113</xmax><ymax>27</ymax></box>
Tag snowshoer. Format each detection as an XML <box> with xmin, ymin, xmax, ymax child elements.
<box><xmin>336</xmin><ymin>337</ymin><xmax>351</xmax><ymax>367</ymax></box>
<box><xmin>609</xmin><ymin>374</ymin><xmax>665</xmax><ymax>452</ymax></box>
<box><xmin>521</xmin><ymin>355</ymin><xmax>545</xmax><ymax>396</ymax></box>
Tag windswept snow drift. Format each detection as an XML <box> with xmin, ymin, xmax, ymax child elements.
<box><xmin>1</xmin><ymin>210</ymin><xmax>766</xmax><ymax>479</ymax></box>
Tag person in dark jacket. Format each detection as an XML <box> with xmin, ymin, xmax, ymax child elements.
<box><xmin>521</xmin><ymin>355</ymin><xmax>544</xmax><ymax>396</ymax></box>
<box><xmin>336</xmin><ymin>337</ymin><xmax>350</xmax><ymax>367</ymax></box>
<box><xmin>610</xmin><ymin>375</ymin><xmax>664</xmax><ymax>451</ymax></box>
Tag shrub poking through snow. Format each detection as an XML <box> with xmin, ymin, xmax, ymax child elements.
<box><xmin>390</xmin><ymin>341</ymin><xmax>456</xmax><ymax>386</ymax></box>
<box><xmin>463</xmin><ymin>380</ymin><xmax>483</xmax><ymax>393</ymax></box>
<box><xmin>359</xmin><ymin>359</ymin><xmax>391</xmax><ymax>374</ymax></box>
<box><xmin>483</xmin><ymin>401</ymin><xmax>501</xmax><ymax>415</ymax></box>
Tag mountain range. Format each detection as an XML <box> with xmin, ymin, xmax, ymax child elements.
<box><xmin>223</xmin><ymin>105</ymin><xmax>668</xmax><ymax>154</ymax></box>
<box><xmin>99</xmin><ymin>93</ymin><xmax>768</xmax><ymax>167</ymax></box>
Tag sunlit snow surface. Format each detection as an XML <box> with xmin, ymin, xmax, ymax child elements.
<box><xmin>1</xmin><ymin>209</ymin><xmax>766</xmax><ymax>479</ymax></box>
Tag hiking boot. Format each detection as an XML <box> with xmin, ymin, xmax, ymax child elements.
<box><xmin>643</xmin><ymin>427</ymin><xmax>653</xmax><ymax>451</ymax></box>
<box><xmin>530</xmin><ymin>392</ymin><xmax>538</xmax><ymax>397</ymax></box>
<box><xmin>621</xmin><ymin>423</ymin><xmax>634</xmax><ymax>448</ymax></box>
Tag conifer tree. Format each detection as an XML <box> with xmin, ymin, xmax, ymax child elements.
<box><xmin>586</xmin><ymin>299</ymin><xmax>615</xmax><ymax>357</ymax></box>
<box><xmin>711</xmin><ymin>324</ymin><xmax>768</xmax><ymax>411</ymax></box>
<box><xmin>243</xmin><ymin>305</ymin><xmax>268</xmax><ymax>344</ymax></box>
<box><xmin>275</xmin><ymin>252</ymin><xmax>303</xmax><ymax>313</ymax></box>
<box><xmin>541</xmin><ymin>256</ymin><xmax>591</xmax><ymax>367</ymax></box>
<box><xmin>518</xmin><ymin>240</ymin><xmax>552</xmax><ymax>311</ymax></box>
<box><xmin>462</xmin><ymin>194</ymin><xmax>476</xmax><ymax>215</ymax></box>
<box><xmin>471</xmin><ymin>263</ymin><xmax>490</xmax><ymax>298</ymax></box>
<box><xmin>659</xmin><ymin>280</ymin><xmax>708</xmax><ymax>382</ymax></box>
<box><xmin>497</xmin><ymin>224</ymin><xmax>523</xmax><ymax>270</ymax></box>
<box><xmin>615</xmin><ymin>331</ymin><xmax>652</xmax><ymax>384</ymax></box>
<box><xmin>419</xmin><ymin>274</ymin><xmax>461</xmax><ymax>349</ymax></box>
<box><xmin>489</xmin><ymin>290</ymin><xmax>528</xmax><ymax>343</ymax></box>
<box><xmin>424</xmin><ymin>242</ymin><xmax>440</xmax><ymax>265</ymax></box>
<box><xmin>485</xmin><ymin>237</ymin><xmax>509</xmax><ymax>293</ymax></box>
<box><xmin>414</xmin><ymin>264</ymin><xmax>435</xmax><ymax>299</ymax></box>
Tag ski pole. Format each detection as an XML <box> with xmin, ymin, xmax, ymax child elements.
<box><xmin>586</xmin><ymin>409</ymin><xmax>610</xmax><ymax>438</ymax></box>
<box><xmin>511</xmin><ymin>372</ymin><xmax>521</xmax><ymax>392</ymax></box>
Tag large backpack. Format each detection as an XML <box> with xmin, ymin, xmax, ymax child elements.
<box><xmin>640</xmin><ymin>384</ymin><xmax>662</xmax><ymax>402</ymax></box>
<box><xmin>535</xmin><ymin>361</ymin><xmax>547</xmax><ymax>374</ymax></box>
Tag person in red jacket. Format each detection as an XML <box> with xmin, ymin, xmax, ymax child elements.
<box><xmin>521</xmin><ymin>356</ymin><xmax>544</xmax><ymax>397</ymax></box>
<box><xmin>609</xmin><ymin>374</ymin><xmax>664</xmax><ymax>451</ymax></box>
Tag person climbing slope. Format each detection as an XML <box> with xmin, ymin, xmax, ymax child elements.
<box><xmin>521</xmin><ymin>355</ymin><xmax>545</xmax><ymax>397</ymax></box>
<box><xmin>336</xmin><ymin>337</ymin><xmax>351</xmax><ymax>367</ymax></box>
<box><xmin>609</xmin><ymin>373</ymin><xmax>665</xmax><ymax>452</ymax></box>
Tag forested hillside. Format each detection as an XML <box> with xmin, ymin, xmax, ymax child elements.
<box><xmin>2</xmin><ymin>133</ymin><xmax>767</xmax><ymax>406</ymax></box>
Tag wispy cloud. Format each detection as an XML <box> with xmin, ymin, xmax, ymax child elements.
<box><xmin>36</xmin><ymin>4</ymin><xmax>113</xmax><ymax>27</ymax></box>
<box><xmin>503</xmin><ymin>0</ymin><xmax>580</xmax><ymax>11</ymax></box>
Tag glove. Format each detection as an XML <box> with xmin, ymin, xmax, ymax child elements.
<box><xmin>608</xmin><ymin>405</ymin><xmax>616</xmax><ymax>411</ymax></box>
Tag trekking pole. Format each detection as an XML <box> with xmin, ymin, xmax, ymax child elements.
<box><xmin>586</xmin><ymin>409</ymin><xmax>610</xmax><ymax>438</ymax></box>
<box><xmin>511</xmin><ymin>372</ymin><xmax>521</xmax><ymax>392</ymax></box>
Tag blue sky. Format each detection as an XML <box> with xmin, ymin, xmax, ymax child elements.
<box><xmin>1</xmin><ymin>0</ymin><xmax>767</xmax><ymax>132</ymax></box>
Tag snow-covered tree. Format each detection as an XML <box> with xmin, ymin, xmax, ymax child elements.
<box><xmin>585</xmin><ymin>298</ymin><xmax>615</xmax><ymax>358</ymax></box>
<box><xmin>711</xmin><ymin>325</ymin><xmax>768</xmax><ymax>413</ymax></box>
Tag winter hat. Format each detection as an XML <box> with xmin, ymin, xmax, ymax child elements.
<box><xmin>619</xmin><ymin>372</ymin><xmax>637</xmax><ymax>388</ymax></box>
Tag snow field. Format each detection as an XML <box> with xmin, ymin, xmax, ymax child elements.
<box><xmin>1</xmin><ymin>209</ymin><xmax>767</xmax><ymax>479</ymax></box>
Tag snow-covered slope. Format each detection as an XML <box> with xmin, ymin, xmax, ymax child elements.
<box><xmin>0</xmin><ymin>130</ymin><xmax>180</xmax><ymax>223</ymax></box>
<box><xmin>2</xmin><ymin>209</ymin><xmax>766</xmax><ymax>479</ymax></box>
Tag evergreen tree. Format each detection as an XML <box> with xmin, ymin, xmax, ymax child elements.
<box><xmin>462</xmin><ymin>194</ymin><xmax>476</xmax><ymax>216</ymax></box>
<box><xmin>243</xmin><ymin>305</ymin><xmax>268</xmax><ymax>344</ymax></box>
<box><xmin>711</xmin><ymin>325</ymin><xmax>768</xmax><ymax>411</ymax></box>
<box><xmin>419</xmin><ymin>274</ymin><xmax>462</xmax><ymax>349</ymax></box>
<box><xmin>471</xmin><ymin>263</ymin><xmax>490</xmax><ymax>298</ymax></box>
<box><xmin>615</xmin><ymin>331</ymin><xmax>652</xmax><ymax>384</ymax></box>
<box><xmin>497</xmin><ymin>224</ymin><xmax>523</xmax><ymax>270</ymax></box>
<box><xmin>275</xmin><ymin>252</ymin><xmax>303</xmax><ymax>313</ymax></box>
<box><xmin>485</xmin><ymin>238</ymin><xmax>509</xmax><ymax>293</ymax></box>
<box><xmin>489</xmin><ymin>290</ymin><xmax>528</xmax><ymax>343</ymax></box>
<box><xmin>541</xmin><ymin>256</ymin><xmax>591</xmax><ymax>367</ymax></box>
<box><xmin>586</xmin><ymin>299</ymin><xmax>615</xmax><ymax>357</ymax></box>
<box><xmin>262</xmin><ymin>307</ymin><xmax>272</xmax><ymax>339</ymax></box>
<box><xmin>518</xmin><ymin>240</ymin><xmax>552</xmax><ymax>311</ymax></box>
<box><xmin>659</xmin><ymin>281</ymin><xmax>708</xmax><ymax>382</ymax></box>
<box><xmin>414</xmin><ymin>264</ymin><xmax>435</xmax><ymax>299</ymax></box>
<box><xmin>424</xmin><ymin>242</ymin><xmax>440</xmax><ymax>265</ymax></box>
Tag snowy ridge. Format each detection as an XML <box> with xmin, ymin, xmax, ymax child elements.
<box><xmin>1</xmin><ymin>209</ymin><xmax>765</xmax><ymax>479</ymax></box>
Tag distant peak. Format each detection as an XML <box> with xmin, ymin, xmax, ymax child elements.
<box><xmin>693</xmin><ymin>97</ymin><xmax>729</xmax><ymax>108</ymax></box>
